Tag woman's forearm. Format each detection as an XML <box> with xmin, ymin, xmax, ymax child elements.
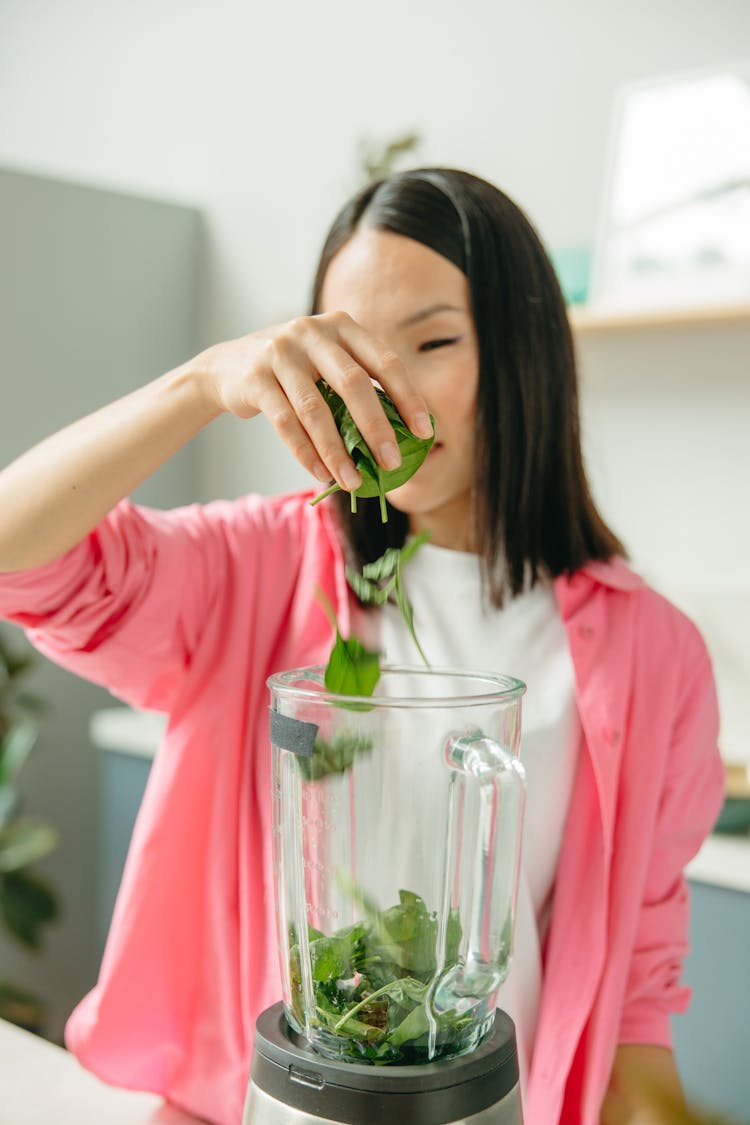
<box><xmin>0</xmin><ymin>363</ymin><xmax>221</xmax><ymax>573</ymax></box>
<box><xmin>601</xmin><ymin>1045</ymin><xmax>686</xmax><ymax>1124</ymax></box>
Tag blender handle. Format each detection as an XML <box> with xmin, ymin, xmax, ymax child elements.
<box><xmin>432</xmin><ymin>732</ymin><xmax>526</xmax><ymax>1015</ymax></box>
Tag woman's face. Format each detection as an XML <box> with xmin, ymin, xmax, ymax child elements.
<box><xmin>319</xmin><ymin>228</ymin><xmax>480</xmax><ymax>551</ymax></box>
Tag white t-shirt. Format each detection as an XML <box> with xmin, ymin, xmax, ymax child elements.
<box><xmin>370</xmin><ymin>542</ymin><xmax>581</xmax><ymax>1088</ymax></box>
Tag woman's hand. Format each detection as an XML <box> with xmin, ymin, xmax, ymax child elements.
<box><xmin>192</xmin><ymin>311</ymin><xmax>434</xmax><ymax>494</ymax></box>
<box><xmin>600</xmin><ymin>1045</ymin><xmax>687</xmax><ymax>1124</ymax></box>
<box><xmin>0</xmin><ymin>311</ymin><xmax>433</xmax><ymax>573</ymax></box>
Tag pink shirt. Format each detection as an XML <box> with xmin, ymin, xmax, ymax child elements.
<box><xmin>0</xmin><ymin>492</ymin><xmax>724</xmax><ymax>1125</ymax></box>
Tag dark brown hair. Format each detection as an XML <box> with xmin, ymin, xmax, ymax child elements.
<box><xmin>310</xmin><ymin>167</ymin><xmax>625</xmax><ymax>607</ymax></box>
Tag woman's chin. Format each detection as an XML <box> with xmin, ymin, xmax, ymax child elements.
<box><xmin>383</xmin><ymin>481</ymin><xmax>425</xmax><ymax>515</ymax></box>
<box><xmin>384</xmin><ymin>456</ymin><xmax>439</xmax><ymax>513</ymax></box>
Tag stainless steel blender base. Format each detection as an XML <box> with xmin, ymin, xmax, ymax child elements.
<box><xmin>243</xmin><ymin>1004</ymin><xmax>524</xmax><ymax>1125</ymax></box>
<box><xmin>244</xmin><ymin>1081</ymin><xmax>524</xmax><ymax>1124</ymax></box>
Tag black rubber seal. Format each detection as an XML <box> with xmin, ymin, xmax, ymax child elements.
<box><xmin>250</xmin><ymin>1003</ymin><xmax>519</xmax><ymax>1125</ymax></box>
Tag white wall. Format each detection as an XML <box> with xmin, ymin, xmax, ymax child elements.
<box><xmin>577</xmin><ymin>320</ymin><xmax>750</xmax><ymax>766</ymax></box>
<box><xmin>2</xmin><ymin>0</ymin><xmax>748</xmax><ymax>501</ymax></box>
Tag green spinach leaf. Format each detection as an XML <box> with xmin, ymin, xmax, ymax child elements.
<box><xmin>290</xmin><ymin>889</ymin><xmax>471</xmax><ymax>1064</ymax></box>
<box><xmin>310</xmin><ymin>383</ymin><xmax>434</xmax><ymax>521</ymax></box>
<box><xmin>315</xmin><ymin>586</ymin><xmax>381</xmax><ymax>699</ymax></box>
<box><xmin>346</xmin><ymin>532</ymin><xmax>431</xmax><ymax>666</ymax></box>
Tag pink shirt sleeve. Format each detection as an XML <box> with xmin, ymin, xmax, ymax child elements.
<box><xmin>0</xmin><ymin>499</ymin><xmax>242</xmax><ymax>711</ymax></box>
<box><xmin>618</xmin><ymin>637</ymin><xmax>723</xmax><ymax>1046</ymax></box>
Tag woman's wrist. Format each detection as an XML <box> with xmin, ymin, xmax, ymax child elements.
<box><xmin>161</xmin><ymin>358</ymin><xmax>226</xmax><ymax>426</ymax></box>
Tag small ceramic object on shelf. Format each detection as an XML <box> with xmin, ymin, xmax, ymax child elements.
<box><xmin>714</xmin><ymin>762</ymin><xmax>750</xmax><ymax>835</ymax></box>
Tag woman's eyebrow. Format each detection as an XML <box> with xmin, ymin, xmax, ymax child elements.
<box><xmin>396</xmin><ymin>302</ymin><xmax>465</xmax><ymax>329</ymax></box>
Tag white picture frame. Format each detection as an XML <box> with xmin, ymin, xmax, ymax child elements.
<box><xmin>588</xmin><ymin>61</ymin><xmax>750</xmax><ymax>314</ymax></box>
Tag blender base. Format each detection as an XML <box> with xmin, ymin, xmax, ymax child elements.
<box><xmin>245</xmin><ymin>1081</ymin><xmax>523</xmax><ymax>1124</ymax></box>
<box><xmin>243</xmin><ymin>1003</ymin><xmax>524</xmax><ymax>1125</ymax></box>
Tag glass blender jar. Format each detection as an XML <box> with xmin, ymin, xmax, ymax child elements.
<box><xmin>268</xmin><ymin>665</ymin><xmax>526</xmax><ymax>1068</ymax></box>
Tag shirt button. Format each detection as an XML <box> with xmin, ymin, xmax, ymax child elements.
<box><xmin>578</xmin><ymin>623</ymin><xmax>595</xmax><ymax>639</ymax></box>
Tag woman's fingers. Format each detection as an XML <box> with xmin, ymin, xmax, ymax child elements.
<box><xmin>253</xmin><ymin>375</ymin><xmax>330</xmax><ymax>485</ymax></box>
<box><xmin>210</xmin><ymin>310</ymin><xmax>433</xmax><ymax>490</ymax></box>
<box><xmin>302</xmin><ymin>338</ymin><xmax>402</xmax><ymax>472</ymax></box>
<box><xmin>328</xmin><ymin>313</ymin><xmax>434</xmax><ymax>442</ymax></box>
<box><xmin>260</xmin><ymin>341</ymin><xmax>362</xmax><ymax>492</ymax></box>
<box><xmin>287</xmin><ymin>313</ymin><xmax>432</xmax><ymax>472</ymax></box>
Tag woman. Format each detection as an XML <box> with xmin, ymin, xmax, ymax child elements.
<box><xmin>0</xmin><ymin>168</ymin><xmax>723</xmax><ymax>1124</ymax></box>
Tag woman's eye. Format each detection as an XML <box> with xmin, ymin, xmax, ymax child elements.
<box><xmin>418</xmin><ymin>336</ymin><xmax>461</xmax><ymax>353</ymax></box>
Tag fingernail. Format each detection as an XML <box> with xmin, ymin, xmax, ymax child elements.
<box><xmin>340</xmin><ymin>462</ymin><xmax>362</xmax><ymax>490</ymax></box>
<box><xmin>312</xmin><ymin>460</ymin><xmax>330</xmax><ymax>483</ymax></box>
<box><xmin>379</xmin><ymin>441</ymin><xmax>401</xmax><ymax>470</ymax></box>
<box><xmin>413</xmin><ymin>412</ymin><xmax>433</xmax><ymax>438</ymax></box>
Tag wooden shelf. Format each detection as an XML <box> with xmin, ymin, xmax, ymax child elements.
<box><xmin>569</xmin><ymin>301</ymin><xmax>750</xmax><ymax>334</ymax></box>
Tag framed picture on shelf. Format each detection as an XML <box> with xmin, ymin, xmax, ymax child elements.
<box><xmin>589</xmin><ymin>61</ymin><xmax>750</xmax><ymax>314</ymax></box>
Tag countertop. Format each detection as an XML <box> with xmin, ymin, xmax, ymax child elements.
<box><xmin>0</xmin><ymin>1019</ymin><xmax>206</xmax><ymax>1125</ymax></box>
<box><xmin>685</xmin><ymin>832</ymin><xmax>750</xmax><ymax>894</ymax></box>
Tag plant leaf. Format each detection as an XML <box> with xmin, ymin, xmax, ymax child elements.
<box><xmin>324</xmin><ymin>633</ymin><xmax>381</xmax><ymax>697</ymax></box>
<box><xmin>293</xmin><ymin>885</ymin><xmax>468</xmax><ymax>1064</ymax></box>
<box><xmin>395</xmin><ymin>555</ymin><xmax>430</xmax><ymax>666</ymax></box>
<box><xmin>315</xmin><ymin>587</ymin><xmax>381</xmax><ymax>700</ymax></box>
<box><xmin>399</xmin><ymin>530</ymin><xmax>432</xmax><ymax>565</ymax></box>
<box><xmin>298</xmin><ymin>731</ymin><xmax>374</xmax><ymax>781</ymax></box>
<box><xmin>13</xmin><ymin>692</ymin><xmax>48</xmax><ymax>716</ymax></box>
<box><xmin>385</xmin><ymin>1000</ymin><xmax>431</xmax><ymax>1048</ymax></box>
<box><xmin>374</xmin><ymin>890</ymin><xmax>438</xmax><ymax>975</ymax></box>
<box><xmin>0</xmin><ymin>867</ymin><xmax>60</xmax><ymax>950</ymax></box>
<box><xmin>310</xmin><ymin>383</ymin><xmax>434</xmax><ymax>520</ymax></box>
<box><xmin>0</xmin><ymin>632</ymin><xmax>36</xmax><ymax>681</ymax></box>
<box><xmin>344</xmin><ymin>568</ymin><xmax>391</xmax><ymax>606</ymax></box>
<box><xmin>315</xmin><ymin>1001</ymin><xmax>386</xmax><ymax>1043</ymax></box>
<box><xmin>310</xmin><ymin>922</ymin><xmax>367</xmax><ymax>983</ymax></box>
<box><xmin>347</xmin><ymin>534</ymin><xmax>431</xmax><ymax>666</ymax></box>
<box><xmin>361</xmin><ymin>547</ymin><xmax>401</xmax><ymax>584</ymax></box>
<box><xmin>0</xmin><ymin>820</ymin><xmax>59</xmax><ymax>873</ymax></box>
<box><xmin>0</xmin><ymin>786</ymin><xmax>16</xmax><ymax>828</ymax></box>
<box><xmin>0</xmin><ymin>719</ymin><xmax>40</xmax><ymax>789</ymax></box>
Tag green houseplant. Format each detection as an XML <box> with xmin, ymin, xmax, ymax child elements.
<box><xmin>356</xmin><ymin>130</ymin><xmax>421</xmax><ymax>183</ymax></box>
<box><xmin>0</xmin><ymin>625</ymin><xmax>60</xmax><ymax>1032</ymax></box>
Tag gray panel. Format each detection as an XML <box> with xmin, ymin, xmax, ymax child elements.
<box><xmin>0</xmin><ymin>166</ymin><xmax>202</xmax><ymax>1041</ymax></box>
<box><xmin>0</xmin><ymin>164</ymin><xmax>203</xmax><ymax>506</ymax></box>
<box><xmin>673</xmin><ymin>879</ymin><xmax>750</xmax><ymax>1116</ymax></box>
<box><xmin>98</xmin><ymin>751</ymin><xmax>152</xmax><ymax>961</ymax></box>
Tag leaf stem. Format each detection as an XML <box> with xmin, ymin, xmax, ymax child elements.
<box><xmin>377</xmin><ymin>468</ymin><xmax>387</xmax><ymax>523</ymax></box>
<box><xmin>314</xmin><ymin>585</ymin><xmax>339</xmax><ymax>632</ymax></box>
<box><xmin>309</xmin><ymin>483</ymin><xmax>341</xmax><ymax>506</ymax></box>
<box><xmin>333</xmin><ymin>979</ymin><xmax>403</xmax><ymax>1032</ymax></box>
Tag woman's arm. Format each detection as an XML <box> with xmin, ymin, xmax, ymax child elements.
<box><xmin>601</xmin><ymin>1044</ymin><xmax>685</xmax><ymax>1124</ymax></box>
<box><xmin>0</xmin><ymin>313</ymin><xmax>430</xmax><ymax>572</ymax></box>
<box><xmin>0</xmin><ymin>365</ymin><xmax>220</xmax><ymax>571</ymax></box>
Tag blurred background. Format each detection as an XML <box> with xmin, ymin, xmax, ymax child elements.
<box><xmin>1</xmin><ymin>0</ymin><xmax>749</xmax><ymax>1117</ymax></box>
